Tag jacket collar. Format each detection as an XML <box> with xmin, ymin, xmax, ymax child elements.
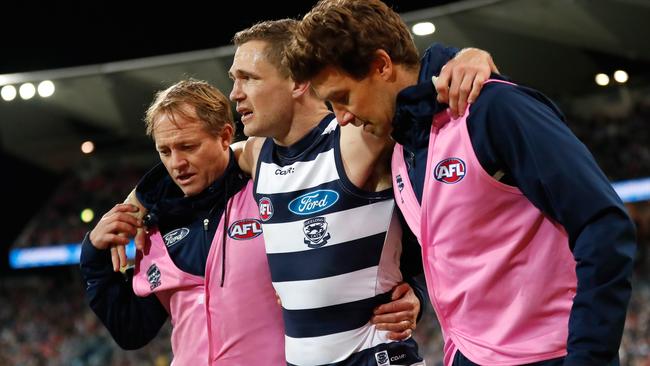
<box><xmin>136</xmin><ymin>149</ymin><xmax>248</xmax><ymax>227</ymax></box>
<box><xmin>391</xmin><ymin>45</ymin><xmax>446</xmax><ymax>146</ymax></box>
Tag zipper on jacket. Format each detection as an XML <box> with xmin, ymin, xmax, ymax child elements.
<box><xmin>220</xmin><ymin>183</ymin><xmax>229</xmax><ymax>287</ymax></box>
<box><xmin>202</xmin><ymin>179</ymin><xmax>230</xmax><ymax>288</ymax></box>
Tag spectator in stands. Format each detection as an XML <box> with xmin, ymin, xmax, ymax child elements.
<box><xmin>285</xmin><ymin>0</ymin><xmax>637</xmax><ymax>364</ymax></box>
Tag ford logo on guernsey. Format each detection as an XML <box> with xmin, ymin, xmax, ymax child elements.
<box><xmin>434</xmin><ymin>157</ymin><xmax>466</xmax><ymax>184</ymax></box>
<box><xmin>288</xmin><ymin>189</ymin><xmax>339</xmax><ymax>215</ymax></box>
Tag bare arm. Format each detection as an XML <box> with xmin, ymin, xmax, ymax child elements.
<box><xmin>339</xmin><ymin>124</ymin><xmax>394</xmax><ymax>192</ymax></box>
<box><xmin>232</xmin><ymin>137</ymin><xmax>264</xmax><ymax>180</ymax></box>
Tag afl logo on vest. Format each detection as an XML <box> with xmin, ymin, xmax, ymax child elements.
<box><xmin>228</xmin><ymin>219</ymin><xmax>263</xmax><ymax>240</ymax></box>
<box><xmin>258</xmin><ymin>197</ymin><xmax>274</xmax><ymax>221</ymax></box>
<box><xmin>434</xmin><ymin>157</ymin><xmax>466</xmax><ymax>184</ymax></box>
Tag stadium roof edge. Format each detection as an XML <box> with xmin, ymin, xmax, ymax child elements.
<box><xmin>0</xmin><ymin>44</ymin><xmax>236</xmax><ymax>86</ymax></box>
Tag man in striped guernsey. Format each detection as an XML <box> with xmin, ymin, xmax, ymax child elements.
<box><xmin>230</xmin><ymin>19</ymin><xmax>496</xmax><ymax>366</ymax></box>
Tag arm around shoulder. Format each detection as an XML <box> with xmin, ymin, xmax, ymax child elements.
<box><xmin>81</xmin><ymin>222</ymin><xmax>168</xmax><ymax>350</ymax></box>
<box><xmin>234</xmin><ymin>136</ymin><xmax>264</xmax><ymax>179</ymax></box>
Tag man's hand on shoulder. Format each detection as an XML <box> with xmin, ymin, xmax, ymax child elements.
<box><xmin>436</xmin><ymin>47</ymin><xmax>498</xmax><ymax>118</ymax></box>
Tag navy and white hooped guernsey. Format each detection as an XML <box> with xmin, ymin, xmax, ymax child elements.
<box><xmin>254</xmin><ymin>114</ymin><xmax>423</xmax><ymax>366</ymax></box>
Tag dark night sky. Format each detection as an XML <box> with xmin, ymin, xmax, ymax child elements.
<box><xmin>1</xmin><ymin>1</ymin><xmax>457</xmax><ymax>74</ymax></box>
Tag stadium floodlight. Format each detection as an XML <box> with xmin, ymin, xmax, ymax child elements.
<box><xmin>19</xmin><ymin>83</ymin><xmax>36</xmax><ymax>99</ymax></box>
<box><xmin>595</xmin><ymin>73</ymin><xmax>610</xmax><ymax>86</ymax></box>
<box><xmin>412</xmin><ymin>22</ymin><xmax>435</xmax><ymax>36</ymax></box>
<box><xmin>613</xmin><ymin>70</ymin><xmax>628</xmax><ymax>84</ymax></box>
<box><xmin>81</xmin><ymin>140</ymin><xmax>95</xmax><ymax>154</ymax></box>
<box><xmin>1</xmin><ymin>85</ymin><xmax>17</xmax><ymax>101</ymax></box>
<box><xmin>38</xmin><ymin>80</ymin><xmax>55</xmax><ymax>97</ymax></box>
<box><xmin>81</xmin><ymin>208</ymin><xmax>95</xmax><ymax>223</ymax></box>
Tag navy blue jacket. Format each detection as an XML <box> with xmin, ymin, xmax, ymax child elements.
<box><xmin>79</xmin><ymin>151</ymin><xmax>247</xmax><ymax>349</ymax></box>
<box><xmin>392</xmin><ymin>43</ymin><xmax>636</xmax><ymax>365</ymax></box>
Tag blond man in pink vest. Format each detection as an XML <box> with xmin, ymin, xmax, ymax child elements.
<box><xmin>81</xmin><ymin>79</ymin><xmax>286</xmax><ymax>365</ymax></box>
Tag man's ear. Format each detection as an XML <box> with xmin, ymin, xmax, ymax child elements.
<box><xmin>292</xmin><ymin>80</ymin><xmax>311</xmax><ymax>98</ymax></box>
<box><xmin>373</xmin><ymin>49</ymin><xmax>395</xmax><ymax>81</ymax></box>
<box><xmin>220</xmin><ymin>124</ymin><xmax>234</xmax><ymax>149</ymax></box>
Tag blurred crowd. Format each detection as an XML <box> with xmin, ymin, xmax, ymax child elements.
<box><xmin>0</xmin><ymin>270</ymin><xmax>172</xmax><ymax>366</ymax></box>
<box><xmin>569</xmin><ymin>101</ymin><xmax>650</xmax><ymax>181</ymax></box>
<box><xmin>3</xmin><ymin>100</ymin><xmax>650</xmax><ymax>364</ymax></box>
<box><xmin>2</xmin><ymin>263</ymin><xmax>649</xmax><ymax>365</ymax></box>
<box><xmin>13</xmin><ymin>164</ymin><xmax>147</xmax><ymax>248</ymax></box>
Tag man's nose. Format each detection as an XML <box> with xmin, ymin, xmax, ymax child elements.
<box><xmin>332</xmin><ymin>105</ymin><xmax>355</xmax><ymax>126</ymax></box>
<box><xmin>229</xmin><ymin>80</ymin><xmax>243</xmax><ymax>101</ymax></box>
<box><xmin>170</xmin><ymin>151</ymin><xmax>188</xmax><ymax>170</ymax></box>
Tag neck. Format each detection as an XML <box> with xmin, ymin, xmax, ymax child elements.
<box><xmin>395</xmin><ymin>64</ymin><xmax>421</xmax><ymax>93</ymax></box>
<box><xmin>273</xmin><ymin>97</ymin><xmax>331</xmax><ymax>147</ymax></box>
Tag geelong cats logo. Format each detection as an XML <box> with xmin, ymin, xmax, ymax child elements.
<box><xmin>302</xmin><ymin>217</ymin><xmax>331</xmax><ymax>248</ymax></box>
<box><xmin>147</xmin><ymin>263</ymin><xmax>162</xmax><ymax>290</ymax></box>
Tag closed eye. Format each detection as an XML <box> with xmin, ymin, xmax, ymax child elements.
<box><xmin>328</xmin><ymin>91</ymin><xmax>349</xmax><ymax>106</ymax></box>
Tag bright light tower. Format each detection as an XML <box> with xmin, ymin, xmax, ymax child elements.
<box><xmin>81</xmin><ymin>141</ymin><xmax>95</xmax><ymax>154</ymax></box>
<box><xmin>412</xmin><ymin>22</ymin><xmax>435</xmax><ymax>36</ymax></box>
<box><xmin>595</xmin><ymin>73</ymin><xmax>610</xmax><ymax>86</ymax></box>
<box><xmin>613</xmin><ymin>70</ymin><xmax>628</xmax><ymax>84</ymax></box>
<box><xmin>19</xmin><ymin>83</ymin><xmax>36</xmax><ymax>100</ymax></box>
<box><xmin>38</xmin><ymin>80</ymin><xmax>56</xmax><ymax>97</ymax></box>
<box><xmin>1</xmin><ymin>85</ymin><xmax>17</xmax><ymax>101</ymax></box>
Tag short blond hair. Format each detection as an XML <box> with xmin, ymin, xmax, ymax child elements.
<box><xmin>144</xmin><ymin>79</ymin><xmax>234</xmax><ymax>140</ymax></box>
<box><xmin>232</xmin><ymin>19</ymin><xmax>298</xmax><ymax>79</ymax></box>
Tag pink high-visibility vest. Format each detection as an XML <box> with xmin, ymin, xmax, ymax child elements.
<box><xmin>133</xmin><ymin>181</ymin><xmax>285</xmax><ymax>365</ymax></box>
<box><xmin>392</xmin><ymin>80</ymin><xmax>577</xmax><ymax>365</ymax></box>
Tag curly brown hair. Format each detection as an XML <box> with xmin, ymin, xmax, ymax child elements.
<box><xmin>286</xmin><ymin>0</ymin><xmax>420</xmax><ymax>82</ymax></box>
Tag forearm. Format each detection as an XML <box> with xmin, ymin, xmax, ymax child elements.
<box><xmin>399</xmin><ymin>221</ymin><xmax>426</xmax><ymax>321</ymax></box>
<box><xmin>80</xmin><ymin>234</ymin><xmax>168</xmax><ymax>349</ymax></box>
<box><xmin>565</xmin><ymin>210</ymin><xmax>636</xmax><ymax>364</ymax></box>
